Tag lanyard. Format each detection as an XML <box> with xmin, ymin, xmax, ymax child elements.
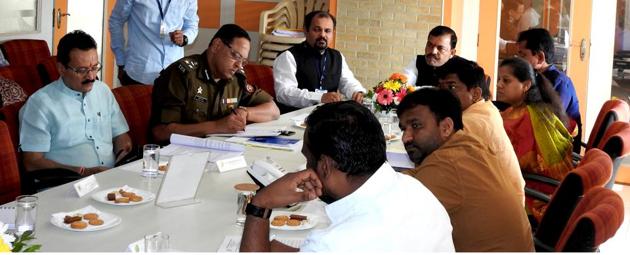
<box><xmin>156</xmin><ymin>0</ymin><xmax>171</xmax><ymax>20</ymax></box>
<box><xmin>316</xmin><ymin>52</ymin><xmax>328</xmax><ymax>90</ymax></box>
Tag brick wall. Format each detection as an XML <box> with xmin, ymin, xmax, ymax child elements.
<box><xmin>335</xmin><ymin>0</ymin><xmax>442</xmax><ymax>89</ymax></box>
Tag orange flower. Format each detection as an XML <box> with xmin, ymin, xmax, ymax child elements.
<box><xmin>389</xmin><ymin>73</ymin><xmax>408</xmax><ymax>84</ymax></box>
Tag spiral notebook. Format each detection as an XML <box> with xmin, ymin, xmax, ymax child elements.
<box><xmin>0</xmin><ymin>205</ymin><xmax>16</xmax><ymax>229</ymax></box>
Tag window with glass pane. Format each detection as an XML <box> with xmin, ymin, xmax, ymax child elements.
<box><xmin>0</xmin><ymin>0</ymin><xmax>38</xmax><ymax>34</ymax></box>
<box><xmin>613</xmin><ymin>0</ymin><xmax>630</xmax><ymax>101</ymax></box>
<box><xmin>498</xmin><ymin>0</ymin><xmax>571</xmax><ymax>71</ymax></box>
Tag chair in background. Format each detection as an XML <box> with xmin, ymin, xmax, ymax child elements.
<box><xmin>555</xmin><ymin>187</ymin><xmax>625</xmax><ymax>252</ymax></box>
<box><xmin>244</xmin><ymin>64</ymin><xmax>275</xmax><ymax>98</ymax></box>
<box><xmin>0</xmin><ymin>120</ymin><xmax>21</xmax><ymax>204</ymax></box>
<box><xmin>531</xmin><ymin>149</ymin><xmax>613</xmax><ymax>251</ymax></box>
<box><xmin>596</xmin><ymin>121</ymin><xmax>630</xmax><ymax>188</ymax></box>
<box><xmin>0</xmin><ymin>39</ymin><xmax>51</xmax><ymax>66</ymax></box>
<box><xmin>37</xmin><ymin>56</ymin><xmax>60</xmax><ymax>85</ymax></box>
<box><xmin>257</xmin><ymin>0</ymin><xmax>328</xmax><ymax>66</ymax></box>
<box><xmin>577</xmin><ymin>99</ymin><xmax>629</xmax><ymax>155</ymax></box>
<box><xmin>112</xmin><ymin>85</ymin><xmax>153</xmax><ymax>148</ymax></box>
<box><xmin>0</xmin><ymin>64</ymin><xmax>45</xmax><ymax>95</ymax></box>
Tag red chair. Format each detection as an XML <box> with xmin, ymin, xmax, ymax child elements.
<box><xmin>0</xmin><ymin>120</ymin><xmax>21</xmax><ymax>204</ymax></box>
<box><xmin>555</xmin><ymin>187</ymin><xmax>625</xmax><ymax>251</ymax></box>
<box><xmin>112</xmin><ymin>85</ymin><xmax>153</xmax><ymax>147</ymax></box>
<box><xmin>532</xmin><ymin>149</ymin><xmax>613</xmax><ymax>251</ymax></box>
<box><xmin>584</xmin><ymin>99</ymin><xmax>630</xmax><ymax>151</ymax></box>
<box><xmin>0</xmin><ymin>39</ymin><xmax>51</xmax><ymax>66</ymax></box>
<box><xmin>596</xmin><ymin>121</ymin><xmax>630</xmax><ymax>188</ymax></box>
<box><xmin>244</xmin><ymin>64</ymin><xmax>275</xmax><ymax>98</ymax></box>
<box><xmin>0</xmin><ymin>101</ymin><xmax>25</xmax><ymax>151</ymax></box>
<box><xmin>0</xmin><ymin>65</ymin><xmax>45</xmax><ymax>95</ymax></box>
<box><xmin>37</xmin><ymin>56</ymin><xmax>60</xmax><ymax>85</ymax></box>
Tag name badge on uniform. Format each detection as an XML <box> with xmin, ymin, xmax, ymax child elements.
<box><xmin>193</xmin><ymin>95</ymin><xmax>208</xmax><ymax>104</ymax></box>
<box><xmin>160</xmin><ymin>21</ymin><xmax>167</xmax><ymax>38</ymax></box>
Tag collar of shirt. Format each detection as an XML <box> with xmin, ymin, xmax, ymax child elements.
<box><xmin>56</xmin><ymin>78</ymin><xmax>89</xmax><ymax>100</ymax></box>
<box><xmin>324</xmin><ymin>162</ymin><xmax>397</xmax><ymax>225</ymax></box>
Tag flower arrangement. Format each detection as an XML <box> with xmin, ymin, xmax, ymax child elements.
<box><xmin>0</xmin><ymin>222</ymin><xmax>41</xmax><ymax>252</ymax></box>
<box><xmin>366</xmin><ymin>73</ymin><xmax>416</xmax><ymax>113</ymax></box>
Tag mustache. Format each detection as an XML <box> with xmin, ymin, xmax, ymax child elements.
<box><xmin>82</xmin><ymin>79</ymin><xmax>95</xmax><ymax>84</ymax></box>
<box><xmin>316</xmin><ymin>37</ymin><xmax>327</xmax><ymax>43</ymax></box>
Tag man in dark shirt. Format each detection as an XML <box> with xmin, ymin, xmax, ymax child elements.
<box><xmin>402</xmin><ymin>25</ymin><xmax>465</xmax><ymax>86</ymax></box>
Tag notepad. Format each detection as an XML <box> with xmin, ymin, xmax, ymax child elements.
<box><xmin>0</xmin><ymin>206</ymin><xmax>15</xmax><ymax>229</ymax></box>
<box><xmin>170</xmin><ymin>134</ymin><xmax>245</xmax><ymax>152</ymax></box>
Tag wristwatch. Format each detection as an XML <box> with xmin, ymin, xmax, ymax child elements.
<box><xmin>245</xmin><ymin>203</ymin><xmax>272</xmax><ymax>219</ymax></box>
<box><xmin>181</xmin><ymin>35</ymin><xmax>188</xmax><ymax>47</ymax></box>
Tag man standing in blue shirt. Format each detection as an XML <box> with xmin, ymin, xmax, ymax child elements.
<box><xmin>109</xmin><ymin>0</ymin><xmax>199</xmax><ymax>85</ymax></box>
<box><xmin>19</xmin><ymin>30</ymin><xmax>131</xmax><ymax>176</ymax></box>
<box><xmin>517</xmin><ymin>28</ymin><xmax>582</xmax><ymax>146</ymax></box>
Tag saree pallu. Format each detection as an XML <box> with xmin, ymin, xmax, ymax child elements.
<box><xmin>502</xmin><ymin>105</ymin><xmax>574</xmax><ymax>221</ymax></box>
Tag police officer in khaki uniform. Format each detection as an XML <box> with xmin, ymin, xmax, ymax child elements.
<box><xmin>151</xmin><ymin>24</ymin><xmax>280</xmax><ymax>143</ymax></box>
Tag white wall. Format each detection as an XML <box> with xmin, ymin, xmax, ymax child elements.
<box><xmin>584</xmin><ymin>0</ymin><xmax>617</xmax><ymax>137</ymax></box>
<box><xmin>0</xmin><ymin>0</ymin><xmax>53</xmax><ymax>52</ymax></box>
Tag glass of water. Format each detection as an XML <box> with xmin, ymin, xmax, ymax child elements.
<box><xmin>15</xmin><ymin>195</ymin><xmax>38</xmax><ymax>234</ymax></box>
<box><xmin>142</xmin><ymin>144</ymin><xmax>160</xmax><ymax>177</ymax></box>
<box><xmin>144</xmin><ymin>232</ymin><xmax>170</xmax><ymax>252</ymax></box>
<box><xmin>234</xmin><ymin>183</ymin><xmax>259</xmax><ymax>226</ymax></box>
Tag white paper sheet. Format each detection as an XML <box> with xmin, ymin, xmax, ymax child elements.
<box><xmin>217</xmin><ymin>235</ymin><xmax>304</xmax><ymax>252</ymax></box>
<box><xmin>170</xmin><ymin>134</ymin><xmax>245</xmax><ymax>152</ymax></box>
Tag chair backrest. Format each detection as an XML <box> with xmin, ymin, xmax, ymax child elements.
<box><xmin>534</xmin><ymin>149</ymin><xmax>613</xmax><ymax>251</ymax></box>
<box><xmin>0</xmin><ymin>120</ymin><xmax>21</xmax><ymax>204</ymax></box>
<box><xmin>244</xmin><ymin>64</ymin><xmax>275</xmax><ymax>98</ymax></box>
<box><xmin>112</xmin><ymin>85</ymin><xmax>153</xmax><ymax>147</ymax></box>
<box><xmin>37</xmin><ymin>56</ymin><xmax>60</xmax><ymax>85</ymax></box>
<box><xmin>0</xmin><ymin>39</ymin><xmax>51</xmax><ymax>66</ymax></box>
<box><xmin>586</xmin><ymin>99</ymin><xmax>630</xmax><ymax>150</ymax></box>
<box><xmin>555</xmin><ymin>187</ymin><xmax>625</xmax><ymax>251</ymax></box>
<box><xmin>0</xmin><ymin>101</ymin><xmax>25</xmax><ymax>151</ymax></box>
<box><xmin>596</xmin><ymin>121</ymin><xmax>630</xmax><ymax>188</ymax></box>
<box><xmin>0</xmin><ymin>65</ymin><xmax>45</xmax><ymax>95</ymax></box>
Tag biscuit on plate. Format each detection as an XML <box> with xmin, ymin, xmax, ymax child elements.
<box><xmin>64</xmin><ymin>215</ymin><xmax>82</xmax><ymax>224</ymax></box>
<box><xmin>286</xmin><ymin>219</ymin><xmax>301</xmax><ymax>226</ymax></box>
<box><xmin>271</xmin><ymin>219</ymin><xmax>286</xmax><ymax>226</ymax></box>
<box><xmin>83</xmin><ymin>213</ymin><xmax>99</xmax><ymax>220</ymax></box>
<box><xmin>289</xmin><ymin>214</ymin><xmax>307</xmax><ymax>221</ymax></box>
<box><xmin>70</xmin><ymin>221</ymin><xmax>88</xmax><ymax>229</ymax></box>
<box><xmin>88</xmin><ymin>219</ymin><xmax>104</xmax><ymax>226</ymax></box>
<box><xmin>115</xmin><ymin>197</ymin><xmax>130</xmax><ymax>203</ymax></box>
<box><xmin>106</xmin><ymin>192</ymin><xmax>116</xmax><ymax>201</ymax></box>
<box><xmin>273</xmin><ymin>215</ymin><xmax>289</xmax><ymax>221</ymax></box>
<box><xmin>130</xmin><ymin>195</ymin><xmax>143</xmax><ymax>202</ymax></box>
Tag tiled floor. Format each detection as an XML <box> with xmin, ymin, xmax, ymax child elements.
<box><xmin>598</xmin><ymin>183</ymin><xmax>630</xmax><ymax>252</ymax></box>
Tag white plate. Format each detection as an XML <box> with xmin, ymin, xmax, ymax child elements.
<box><xmin>50</xmin><ymin>205</ymin><xmax>121</xmax><ymax>232</ymax></box>
<box><xmin>293</xmin><ymin>120</ymin><xmax>306</xmax><ymax>129</ymax></box>
<box><xmin>91</xmin><ymin>185</ymin><xmax>155</xmax><ymax>206</ymax></box>
<box><xmin>269</xmin><ymin>211</ymin><xmax>318</xmax><ymax>231</ymax></box>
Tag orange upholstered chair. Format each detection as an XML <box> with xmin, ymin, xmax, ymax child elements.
<box><xmin>0</xmin><ymin>39</ymin><xmax>51</xmax><ymax>66</ymax></box>
<box><xmin>596</xmin><ymin>121</ymin><xmax>630</xmax><ymax>188</ymax></box>
<box><xmin>244</xmin><ymin>64</ymin><xmax>275</xmax><ymax>98</ymax></box>
<box><xmin>37</xmin><ymin>56</ymin><xmax>60</xmax><ymax>85</ymax></box>
<box><xmin>0</xmin><ymin>120</ymin><xmax>21</xmax><ymax>204</ymax></box>
<box><xmin>555</xmin><ymin>187</ymin><xmax>625</xmax><ymax>252</ymax></box>
<box><xmin>0</xmin><ymin>65</ymin><xmax>45</xmax><ymax>95</ymax></box>
<box><xmin>532</xmin><ymin>149</ymin><xmax>613</xmax><ymax>251</ymax></box>
<box><xmin>584</xmin><ymin>99</ymin><xmax>630</xmax><ymax>151</ymax></box>
<box><xmin>112</xmin><ymin>85</ymin><xmax>153</xmax><ymax>147</ymax></box>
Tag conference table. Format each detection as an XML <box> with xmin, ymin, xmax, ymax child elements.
<box><xmin>2</xmin><ymin>106</ymin><xmax>406</xmax><ymax>252</ymax></box>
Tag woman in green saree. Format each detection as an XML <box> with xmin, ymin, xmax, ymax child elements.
<box><xmin>496</xmin><ymin>57</ymin><xmax>573</xmax><ymax>222</ymax></box>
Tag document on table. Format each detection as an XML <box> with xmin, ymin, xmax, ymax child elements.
<box><xmin>225</xmin><ymin>136</ymin><xmax>303</xmax><ymax>151</ymax></box>
<box><xmin>217</xmin><ymin>235</ymin><xmax>305</xmax><ymax>252</ymax></box>
<box><xmin>160</xmin><ymin>144</ymin><xmax>242</xmax><ymax>162</ymax></box>
<box><xmin>0</xmin><ymin>205</ymin><xmax>15</xmax><ymax>229</ymax></box>
<box><xmin>170</xmin><ymin>134</ymin><xmax>245</xmax><ymax>152</ymax></box>
<box><xmin>208</xmin><ymin>125</ymin><xmax>287</xmax><ymax>137</ymax></box>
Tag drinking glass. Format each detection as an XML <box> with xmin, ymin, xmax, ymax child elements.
<box><xmin>15</xmin><ymin>195</ymin><xmax>38</xmax><ymax>234</ymax></box>
<box><xmin>234</xmin><ymin>183</ymin><xmax>259</xmax><ymax>226</ymax></box>
<box><xmin>142</xmin><ymin>144</ymin><xmax>160</xmax><ymax>177</ymax></box>
<box><xmin>144</xmin><ymin>233</ymin><xmax>170</xmax><ymax>252</ymax></box>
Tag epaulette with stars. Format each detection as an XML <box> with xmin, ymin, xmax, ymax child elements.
<box><xmin>176</xmin><ymin>57</ymin><xmax>199</xmax><ymax>74</ymax></box>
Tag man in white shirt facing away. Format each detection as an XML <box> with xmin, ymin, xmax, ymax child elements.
<box><xmin>240</xmin><ymin>101</ymin><xmax>454</xmax><ymax>252</ymax></box>
<box><xmin>273</xmin><ymin>11</ymin><xmax>365</xmax><ymax>113</ymax></box>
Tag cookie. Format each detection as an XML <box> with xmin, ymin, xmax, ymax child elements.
<box><xmin>273</xmin><ymin>215</ymin><xmax>289</xmax><ymax>221</ymax></box>
<box><xmin>289</xmin><ymin>214</ymin><xmax>307</xmax><ymax>221</ymax></box>
<box><xmin>64</xmin><ymin>215</ymin><xmax>82</xmax><ymax>224</ymax></box>
<box><xmin>106</xmin><ymin>192</ymin><xmax>116</xmax><ymax>201</ymax></box>
<box><xmin>121</xmin><ymin>191</ymin><xmax>135</xmax><ymax>198</ymax></box>
<box><xmin>70</xmin><ymin>221</ymin><xmax>88</xmax><ymax>229</ymax></box>
<box><xmin>115</xmin><ymin>197</ymin><xmax>130</xmax><ymax>203</ymax></box>
<box><xmin>88</xmin><ymin>219</ymin><xmax>104</xmax><ymax>226</ymax></box>
<box><xmin>129</xmin><ymin>195</ymin><xmax>143</xmax><ymax>202</ymax></box>
<box><xmin>286</xmin><ymin>219</ymin><xmax>301</xmax><ymax>226</ymax></box>
<box><xmin>83</xmin><ymin>213</ymin><xmax>99</xmax><ymax>220</ymax></box>
<box><xmin>271</xmin><ymin>219</ymin><xmax>286</xmax><ymax>226</ymax></box>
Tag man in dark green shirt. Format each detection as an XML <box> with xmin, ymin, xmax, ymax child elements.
<box><xmin>151</xmin><ymin>24</ymin><xmax>280</xmax><ymax>143</ymax></box>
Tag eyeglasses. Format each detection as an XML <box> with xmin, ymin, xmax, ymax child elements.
<box><xmin>221</xmin><ymin>39</ymin><xmax>248</xmax><ymax>66</ymax></box>
<box><xmin>65</xmin><ymin>64</ymin><xmax>102</xmax><ymax>75</ymax></box>
<box><xmin>425</xmin><ymin>42</ymin><xmax>450</xmax><ymax>54</ymax></box>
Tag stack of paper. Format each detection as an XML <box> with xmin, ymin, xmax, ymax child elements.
<box><xmin>170</xmin><ymin>134</ymin><xmax>245</xmax><ymax>152</ymax></box>
<box><xmin>226</xmin><ymin>136</ymin><xmax>302</xmax><ymax>151</ymax></box>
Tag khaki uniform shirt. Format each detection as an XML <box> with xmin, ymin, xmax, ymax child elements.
<box><xmin>151</xmin><ymin>51</ymin><xmax>273</xmax><ymax>126</ymax></box>
<box><xmin>404</xmin><ymin>130</ymin><xmax>534</xmax><ymax>252</ymax></box>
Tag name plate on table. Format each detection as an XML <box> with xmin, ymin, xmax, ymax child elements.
<box><xmin>156</xmin><ymin>152</ymin><xmax>209</xmax><ymax>208</ymax></box>
<box><xmin>73</xmin><ymin>175</ymin><xmax>99</xmax><ymax>197</ymax></box>
<box><xmin>215</xmin><ymin>155</ymin><xmax>248</xmax><ymax>172</ymax></box>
